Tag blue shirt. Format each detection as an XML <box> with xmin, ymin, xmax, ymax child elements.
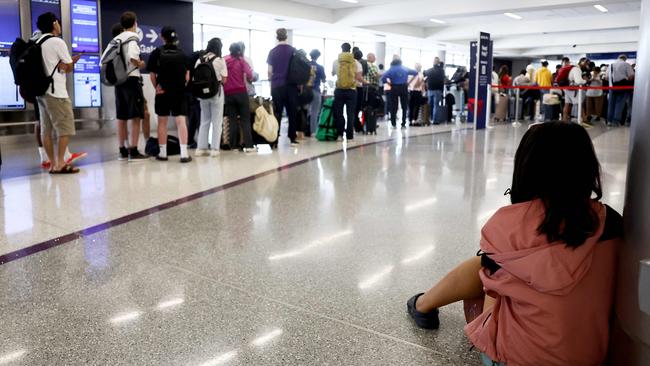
<box><xmin>381</xmin><ymin>65</ymin><xmax>417</xmax><ymax>85</ymax></box>
<box><xmin>310</xmin><ymin>61</ymin><xmax>326</xmax><ymax>91</ymax></box>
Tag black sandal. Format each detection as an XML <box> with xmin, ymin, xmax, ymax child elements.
<box><xmin>50</xmin><ymin>165</ymin><xmax>80</xmax><ymax>174</ymax></box>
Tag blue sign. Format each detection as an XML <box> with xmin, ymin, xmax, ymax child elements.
<box><xmin>136</xmin><ymin>24</ymin><xmax>162</xmax><ymax>63</ymax></box>
<box><xmin>586</xmin><ymin>52</ymin><xmax>636</xmax><ymax>60</ymax></box>
<box><xmin>31</xmin><ymin>0</ymin><xmax>61</xmax><ymax>34</ymax></box>
<box><xmin>73</xmin><ymin>54</ymin><xmax>101</xmax><ymax>107</ymax></box>
<box><xmin>0</xmin><ymin>0</ymin><xmax>20</xmax><ymax>49</ymax></box>
<box><xmin>70</xmin><ymin>0</ymin><xmax>99</xmax><ymax>53</ymax></box>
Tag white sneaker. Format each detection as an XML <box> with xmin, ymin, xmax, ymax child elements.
<box><xmin>195</xmin><ymin>149</ymin><xmax>209</xmax><ymax>157</ymax></box>
<box><xmin>210</xmin><ymin>150</ymin><xmax>220</xmax><ymax>157</ymax></box>
<box><xmin>243</xmin><ymin>147</ymin><xmax>257</xmax><ymax>153</ymax></box>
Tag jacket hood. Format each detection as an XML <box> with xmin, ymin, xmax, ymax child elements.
<box><xmin>481</xmin><ymin>200</ymin><xmax>606</xmax><ymax>295</ymax></box>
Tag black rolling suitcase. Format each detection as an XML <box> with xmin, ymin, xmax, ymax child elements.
<box><xmin>363</xmin><ymin>106</ymin><xmax>378</xmax><ymax>134</ymax></box>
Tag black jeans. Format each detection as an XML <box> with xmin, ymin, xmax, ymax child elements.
<box><xmin>225</xmin><ymin>92</ymin><xmax>253</xmax><ymax>149</ymax></box>
<box><xmin>408</xmin><ymin>90</ymin><xmax>422</xmax><ymax>122</ymax></box>
<box><xmin>390</xmin><ymin>84</ymin><xmax>408</xmax><ymax>126</ymax></box>
<box><xmin>271</xmin><ymin>85</ymin><xmax>299</xmax><ymax>141</ymax></box>
<box><xmin>333</xmin><ymin>88</ymin><xmax>357</xmax><ymax>138</ymax></box>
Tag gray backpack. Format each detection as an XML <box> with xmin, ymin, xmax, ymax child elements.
<box><xmin>100</xmin><ymin>36</ymin><xmax>139</xmax><ymax>86</ymax></box>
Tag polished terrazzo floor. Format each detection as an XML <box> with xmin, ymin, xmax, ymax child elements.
<box><xmin>0</xmin><ymin>122</ymin><xmax>629</xmax><ymax>365</ymax></box>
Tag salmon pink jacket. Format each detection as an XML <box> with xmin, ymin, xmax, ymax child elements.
<box><xmin>465</xmin><ymin>199</ymin><xmax>621</xmax><ymax>366</ymax></box>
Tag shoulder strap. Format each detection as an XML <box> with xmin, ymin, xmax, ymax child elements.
<box><xmin>36</xmin><ymin>34</ymin><xmax>54</xmax><ymax>46</ymax></box>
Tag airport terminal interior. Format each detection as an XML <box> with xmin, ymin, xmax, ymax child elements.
<box><xmin>0</xmin><ymin>0</ymin><xmax>649</xmax><ymax>365</ymax></box>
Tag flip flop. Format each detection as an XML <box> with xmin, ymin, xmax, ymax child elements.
<box><xmin>50</xmin><ymin>165</ymin><xmax>80</xmax><ymax>175</ymax></box>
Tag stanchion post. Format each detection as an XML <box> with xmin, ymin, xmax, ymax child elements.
<box><xmin>514</xmin><ymin>88</ymin><xmax>521</xmax><ymax>125</ymax></box>
<box><xmin>486</xmin><ymin>85</ymin><xmax>492</xmax><ymax>127</ymax></box>
<box><xmin>577</xmin><ymin>88</ymin><xmax>583</xmax><ymax>124</ymax></box>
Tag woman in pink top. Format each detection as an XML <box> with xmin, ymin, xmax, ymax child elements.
<box><xmin>407</xmin><ymin>122</ymin><xmax>622</xmax><ymax>366</ymax></box>
<box><xmin>224</xmin><ymin>42</ymin><xmax>255</xmax><ymax>151</ymax></box>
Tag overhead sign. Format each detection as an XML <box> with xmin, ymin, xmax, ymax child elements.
<box><xmin>70</xmin><ymin>0</ymin><xmax>99</xmax><ymax>53</ymax></box>
<box><xmin>136</xmin><ymin>24</ymin><xmax>162</xmax><ymax>62</ymax></box>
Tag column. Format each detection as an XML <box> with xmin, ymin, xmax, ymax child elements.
<box><xmin>375</xmin><ymin>41</ymin><xmax>386</xmax><ymax>67</ymax></box>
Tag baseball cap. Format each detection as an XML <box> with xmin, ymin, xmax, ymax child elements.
<box><xmin>161</xmin><ymin>26</ymin><xmax>177</xmax><ymax>42</ymax></box>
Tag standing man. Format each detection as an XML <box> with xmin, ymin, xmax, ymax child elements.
<box><xmin>381</xmin><ymin>58</ymin><xmax>417</xmax><ymax>129</ymax></box>
<box><xmin>267</xmin><ymin>28</ymin><xmax>299</xmax><ymax>146</ymax></box>
<box><xmin>366</xmin><ymin>53</ymin><xmax>380</xmax><ymax>87</ymax></box>
<box><xmin>35</xmin><ymin>12</ymin><xmax>83</xmax><ymax>174</ymax></box>
<box><xmin>606</xmin><ymin>54</ymin><xmax>635</xmax><ymax>127</ymax></box>
<box><xmin>332</xmin><ymin>42</ymin><xmax>363</xmax><ymax>141</ymax></box>
<box><xmin>424</xmin><ymin>57</ymin><xmax>445</xmax><ymax>124</ymax></box>
<box><xmin>562</xmin><ymin>57</ymin><xmax>588</xmax><ymax>123</ymax></box>
<box><xmin>308</xmin><ymin>49</ymin><xmax>326</xmax><ymax>137</ymax></box>
<box><xmin>147</xmin><ymin>26</ymin><xmax>192</xmax><ymax>163</ymax></box>
<box><xmin>109</xmin><ymin>11</ymin><xmax>147</xmax><ymax>161</ymax></box>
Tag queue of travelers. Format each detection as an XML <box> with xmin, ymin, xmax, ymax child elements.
<box><xmin>492</xmin><ymin>55</ymin><xmax>635</xmax><ymax>126</ymax></box>
<box><xmin>15</xmin><ymin>12</ymin><xmax>636</xmax><ymax>174</ymax></box>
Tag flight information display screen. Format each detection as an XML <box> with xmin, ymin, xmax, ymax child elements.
<box><xmin>0</xmin><ymin>0</ymin><xmax>21</xmax><ymax>49</ymax></box>
<box><xmin>70</xmin><ymin>0</ymin><xmax>99</xmax><ymax>53</ymax></box>
<box><xmin>0</xmin><ymin>51</ymin><xmax>25</xmax><ymax>109</ymax></box>
<box><xmin>31</xmin><ymin>0</ymin><xmax>61</xmax><ymax>34</ymax></box>
<box><xmin>73</xmin><ymin>54</ymin><xmax>101</xmax><ymax>107</ymax></box>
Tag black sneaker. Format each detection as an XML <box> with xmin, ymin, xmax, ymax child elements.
<box><xmin>290</xmin><ymin>140</ymin><xmax>299</xmax><ymax>146</ymax></box>
<box><xmin>406</xmin><ymin>293</ymin><xmax>440</xmax><ymax>329</ymax></box>
<box><xmin>155</xmin><ymin>155</ymin><xmax>168</xmax><ymax>161</ymax></box>
<box><xmin>128</xmin><ymin>149</ymin><xmax>148</xmax><ymax>162</ymax></box>
<box><xmin>180</xmin><ymin>156</ymin><xmax>193</xmax><ymax>163</ymax></box>
<box><xmin>118</xmin><ymin>147</ymin><xmax>128</xmax><ymax>161</ymax></box>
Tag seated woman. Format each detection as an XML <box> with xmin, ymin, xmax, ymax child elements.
<box><xmin>407</xmin><ymin>122</ymin><xmax>623</xmax><ymax>366</ymax></box>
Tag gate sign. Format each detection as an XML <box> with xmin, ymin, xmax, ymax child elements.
<box><xmin>469</xmin><ymin>32</ymin><xmax>491</xmax><ymax>130</ymax></box>
<box><xmin>136</xmin><ymin>24</ymin><xmax>162</xmax><ymax>62</ymax></box>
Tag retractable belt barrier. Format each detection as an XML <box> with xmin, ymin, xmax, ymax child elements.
<box><xmin>485</xmin><ymin>84</ymin><xmax>634</xmax><ymax>125</ymax></box>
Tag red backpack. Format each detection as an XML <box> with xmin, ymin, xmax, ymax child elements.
<box><xmin>555</xmin><ymin>65</ymin><xmax>573</xmax><ymax>86</ymax></box>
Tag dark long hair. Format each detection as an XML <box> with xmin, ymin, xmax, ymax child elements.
<box><xmin>229</xmin><ymin>42</ymin><xmax>243</xmax><ymax>58</ymax></box>
<box><xmin>510</xmin><ymin>122</ymin><xmax>602</xmax><ymax>248</ymax></box>
<box><xmin>206</xmin><ymin>37</ymin><xmax>222</xmax><ymax>57</ymax></box>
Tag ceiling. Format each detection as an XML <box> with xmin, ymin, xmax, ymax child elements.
<box><xmin>199</xmin><ymin>0</ymin><xmax>642</xmax><ymax>57</ymax></box>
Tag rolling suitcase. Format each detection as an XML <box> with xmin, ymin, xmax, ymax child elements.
<box><xmin>363</xmin><ymin>106</ymin><xmax>378</xmax><ymax>134</ymax></box>
<box><xmin>434</xmin><ymin>102</ymin><xmax>447</xmax><ymax>124</ymax></box>
<box><xmin>494</xmin><ymin>94</ymin><xmax>508</xmax><ymax>121</ymax></box>
<box><xmin>418</xmin><ymin>103</ymin><xmax>431</xmax><ymax>126</ymax></box>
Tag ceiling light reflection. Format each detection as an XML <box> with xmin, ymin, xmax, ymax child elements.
<box><xmin>0</xmin><ymin>350</ymin><xmax>26</xmax><ymax>365</ymax></box>
<box><xmin>109</xmin><ymin>311</ymin><xmax>143</xmax><ymax>324</ymax></box>
<box><xmin>268</xmin><ymin>230</ymin><xmax>353</xmax><ymax>260</ymax></box>
<box><xmin>404</xmin><ymin>197</ymin><xmax>437</xmax><ymax>213</ymax></box>
<box><xmin>503</xmin><ymin>12</ymin><xmax>523</xmax><ymax>20</ymax></box>
<box><xmin>594</xmin><ymin>4</ymin><xmax>608</xmax><ymax>12</ymax></box>
<box><xmin>358</xmin><ymin>265</ymin><xmax>395</xmax><ymax>289</ymax></box>
<box><xmin>197</xmin><ymin>350</ymin><xmax>238</xmax><ymax>366</ymax></box>
<box><xmin>157</xmin><ymin>298</ymin><xmax>185</xmax><ymax>310</ymax></box>
<box><xmin>251</xmin><ymin>329</ymin><xmax>283</xmax><ymax>346</ymax></box>
<box><xmin>401</xmin><ymin>246</ymin><xmax>436</xmax><ymax>264</ymax></box>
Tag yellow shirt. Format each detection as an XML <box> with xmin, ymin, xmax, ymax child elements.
<box><xmin>535</xmin><ymin>67</ymin><xmax>552</xmax><ymax>87</ymax></box>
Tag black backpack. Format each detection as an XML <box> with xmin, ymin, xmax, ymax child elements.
<box><xmin>191</xmin><ymin>54</ymin><xmax>220</xmax><ymax>99</ymax></box>
<box><xmin>11</xmin><ymin>35</ymin><xmax>58</xmax><ymax>102</ymax></box>
<box><xmin>287</xmin><ymin>49</ymin><xmax>311</xmax><ymax>85</ymax></box>
<box><xmin>156</xmin><ymin>47</ymin><xmax>187</xmax><ymax>92</ymax></box>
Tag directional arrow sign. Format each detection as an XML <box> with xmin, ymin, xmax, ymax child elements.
<box><xmin>145</xmin><ymin>29</ymin><xmax>158</xmax><ymax>44</ymax></box>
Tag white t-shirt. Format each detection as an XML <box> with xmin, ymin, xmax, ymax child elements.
<box><xmin>39</xmin><ymin>34</ymin><xmax>72</xmax><ymax>98</ymax></box>
<box><xmin>194</xmin><ymin>53</ymin><xmax>228</xmax><ymax>82</ymax></box>
<box><xmin>569</xmin><ymin>66</ymin><xmax>586</xmax><ymax>86</ymax></box>
<box><xmin>113</xmin><ymin>30</ymin><xmax>141</xmax><ymax>77</ymax></box>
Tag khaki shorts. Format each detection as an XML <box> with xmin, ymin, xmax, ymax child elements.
<box><xmin>37</xmin><ymin>95</ymin><xmax>76</xmax><ymax>137</ymax></box>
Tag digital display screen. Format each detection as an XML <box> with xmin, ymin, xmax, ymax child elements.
<box><xmin>70</xmin><ymin>0</ymin><xmax>99</xmax><ymax>53</ymax></box>
<box><xmin>73</xmin><ymin>54</ymin><xmax>101</xmax><ymax>107</ymax></box>
<box><xmin>0</xmin><ymin>51</ymin><xmax>25</xmax><ymax>109</ymax></box>
<box><xmin>31</xmin><ymin>0</ymin><xmax>61</xmax><ymax>34</ymax></box>
<box><xmin>0</xmin><ymin>0</ymin><xmax>21</xmax><ymax>49</ymax></box>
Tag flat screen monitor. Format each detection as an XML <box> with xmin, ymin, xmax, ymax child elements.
<box><xmin>0</xmin><ymin>50</ymin><xmax>25</xmax><ymax>109</ymax></box>
<box><xmin>0</xmin><ymin>0</ymin><xmax>21</xmax><ymax>49</ymax></box>
<box><xmin>70</xmin><ymin>0</ymin><xmax>99</xmax><ymax>53</ymax></box>
<box><xmin>73</xmin><ymin>54</ymin><xmax>101</xmax><ymax>108</ymax></box>
<box><xmin>31</xmin><ymin>0</ymin><xmax>61</xmax><ymax>35</ymax></box>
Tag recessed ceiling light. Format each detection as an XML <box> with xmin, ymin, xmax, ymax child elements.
<box><xmin>503</xmin><ymin>12</ymin><xmax>523</xmax><ymax>20</ymax></box>
<box><xmin>340</xmin><ymin>0</ymin><xmax>359</xmax><ymax>4</ymax></box>
<box><xmin>594</xmin><ymin>4</ymin><xmax>609</xmax><ymax>12</ymax></box>
<box><xmin>429</xmin><ymin>18</ymin><xmax>446</xmax><ymax>24</ymax></box>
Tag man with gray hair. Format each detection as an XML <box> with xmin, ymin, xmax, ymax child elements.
<box><xmin>606</xmin><ymin>54</ymin><xmax>635</xmax><ymax>126</ymax></box>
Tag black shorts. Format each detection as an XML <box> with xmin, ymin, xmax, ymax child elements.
<box><xmin>115</xmin><ymin>77</ymin><xmax>145</xmax><ymax>120</ymax></box>
<box><xmin>155</xmin><ymin>91</ymin><xmax>187</xmax><ymax>117</ymax></box>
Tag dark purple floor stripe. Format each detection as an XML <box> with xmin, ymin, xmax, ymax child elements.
<box><xmin>0</xmin><ymin>129</ymin><xmax>460</xmax><ymax>266</ymax></box>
